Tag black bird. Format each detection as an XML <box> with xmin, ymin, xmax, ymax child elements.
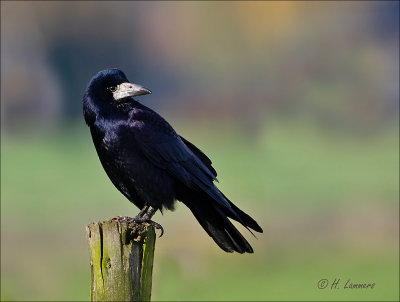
<box><xmin>83</xmin><ymin>69</ymin><xmax>263</xmax><ymax>253</ymax></box>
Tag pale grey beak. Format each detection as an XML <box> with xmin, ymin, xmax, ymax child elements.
<box><xmin>113</xmin><ymin>82</ymin><xmax>151</xmax><ymax>100</ymax></box>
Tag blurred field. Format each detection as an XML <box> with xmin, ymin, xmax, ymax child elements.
<box><xmin>1</xmin><ymin>118</ymin><xmax>398</xmax><ymax>301</ymax></box>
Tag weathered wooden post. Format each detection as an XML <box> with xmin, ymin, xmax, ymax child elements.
<box><xmin>86</xmin><ymin>217</ymin><xmax>156</xmax><ymax>301</ymax></box>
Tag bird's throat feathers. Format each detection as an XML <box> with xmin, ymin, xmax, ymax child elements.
<box><xmin>83</xmin><ymin>94</ymin><xmax>134</xmax><ymax>126</ymax></box>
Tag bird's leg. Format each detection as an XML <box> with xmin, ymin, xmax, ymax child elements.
<box><xmin>141</xmin><ymin>207</ymin><xmax>157</xmax><ymax>221</ymax></box>
<box><xmin>112</xmin><ymin>206</ymin><xmax>163</xmax><ymax>237</ymax></box>
<box><xmin>132</xmin><ymin>207</ymin><xmax>164</xmax><ymax>237</ymax></box>
<box><xmin>134</xmin><ymin>205</ymin><xmax>150</xmax><ymax>219</ymax></box>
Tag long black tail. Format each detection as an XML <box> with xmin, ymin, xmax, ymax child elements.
<box><xmin>220</xmin><ymin>191</ymin><xmax>263</xmax><ymax>234</ymax></box>
<box><xmin>182</xmin><ymin>194</ymin><xmax>263</xmax><ymax>253</ymax></box>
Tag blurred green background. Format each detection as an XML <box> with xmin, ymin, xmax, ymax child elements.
<box><xmin>1</xmin><ymin>1</ymin><xmax>399</xmax><ymax>301</ymax></box>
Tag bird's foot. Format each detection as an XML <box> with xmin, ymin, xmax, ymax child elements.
<box><xmin>112</xmin><ymin>207</ymin><xmax>163</xmax><ymax>237</ymax></box>
<box><xmin>133</xmin><ymin>207</ymin><xmax>164</xmax><ymax>237</ymax></box>
<box><xmin>130</xmin><ymin>216</ymin><xmax>164</xmax><ymax>238</ymax></box>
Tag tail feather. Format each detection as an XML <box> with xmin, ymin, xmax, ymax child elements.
<box><xmin>183</xmin><ymin>198</ymin><xmax>257</xmax><ymax>253</ymax></box>
<box><xmin>220</xmin><ymin>192</ymin><xmax>263</xmax><ymax>233</ymax></box>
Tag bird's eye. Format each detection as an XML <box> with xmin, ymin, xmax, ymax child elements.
<box><xmin>107</xmin><ymin>86</ymin><xmax>117</xmax><ymax>92</ymax></box>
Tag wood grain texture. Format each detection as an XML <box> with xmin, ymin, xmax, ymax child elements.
<box><xmin>86</xmin><ymin>219</ymin><xmax>156</xmax><ymax>301</ymax></box>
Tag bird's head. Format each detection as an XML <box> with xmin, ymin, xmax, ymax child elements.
<box><xmin>83</xmin><ymin>68</ymin><xmax>151</xmax><ymax>125</ymax></box>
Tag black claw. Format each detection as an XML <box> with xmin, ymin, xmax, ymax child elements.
<box><xmin>112</xmin><ymin>207</ymin><xmax>163</xmax><ymax>237</ymax></box>
<box><xmin>147</xmin><ymin>220</ymin><xmax>164</xmax><ymax>237</ymax></box>
<box><xmin>126</xmin><ymin>216</ymin><xmax>164</xmax><ymax>238</ymax></box>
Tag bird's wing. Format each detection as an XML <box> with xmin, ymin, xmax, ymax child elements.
<box><xmin>179</xmin><ymin>135</ymin><xmax>217</xmax><ymax>178</ymax></box>
<box><xmin>127</xmin><ymin>112</ymin><xmax>231</xmax><ymax>209</ymax></box>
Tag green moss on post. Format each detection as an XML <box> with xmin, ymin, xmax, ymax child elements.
<box><xmin>86</xmin><ymin>219</ymin><xmax>156</xmax><ymax>301</ymax></box>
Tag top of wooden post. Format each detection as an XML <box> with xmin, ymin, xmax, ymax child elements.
<box><xmin>86</xmin><ymin>217</ymin><xmax>156</xmax><ymax>302</ymax></box>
